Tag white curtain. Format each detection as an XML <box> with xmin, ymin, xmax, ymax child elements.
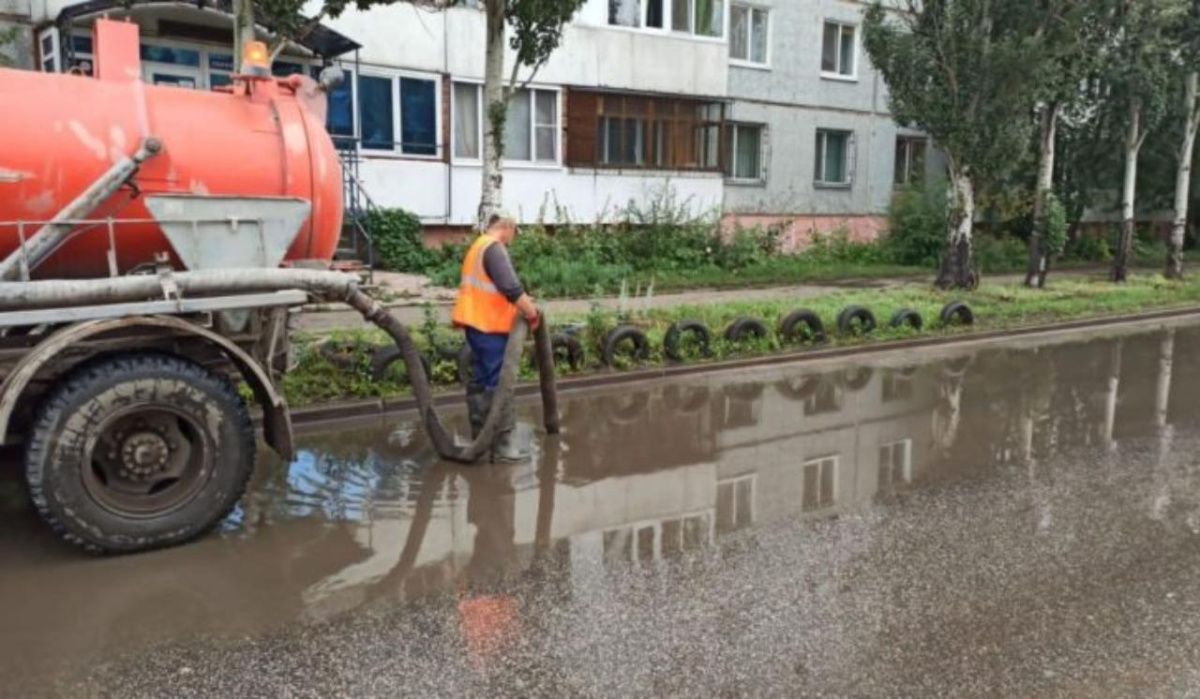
<box><xmin>453</xmin><ymin>82</ymin><xmax>479</xmax><ymax>159</ymax></box>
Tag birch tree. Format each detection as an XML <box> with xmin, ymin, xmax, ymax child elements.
<box><xmin>1166</xmin><ymin>0</ymin><xmax>1200</xmax><ymax>278</ymax></box>
<box><xmin>1107</xmin><ymin>0</ymin><xmax>1180</xmax><ymax>283</ymax></box>
<box><xmin>864</xmin><ymin>0</ymin><xmax>1040</xmax><ymax>289</ymax></box>
<box><xmin>1023</xmin><ymin>1</ymin><xmax>1105</xmax><ymax>288</ymax></box>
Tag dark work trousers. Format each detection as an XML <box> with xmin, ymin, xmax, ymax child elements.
<box><xmin>466</xmin><ymin>328</ymin><xmax>509</xmax><ymax>389</ymax></box>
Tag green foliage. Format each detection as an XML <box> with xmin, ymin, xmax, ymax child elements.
<box><xmin>884</xmin><ymin>182</ymin><xmax>948</xmax><ymax>268</ymax></box>
<box><xmin>0</xmin><ymin>26</ymin><xmax>19</xmax><ymax>68</ymax></box>
<box><xmin>1043</xmin><ymin>193</ymin><xmax>1070</xmax><ymax>258</ymax></box>
<box><xmin>1063</xmin><ymin>232</ymin><xmax>1113</xmax><ymax>263</ymax></box>
<box><xmin>282</xmin><ymin>274</ymin><xmax>1200</xmax><ymax>406</ymax></box>
<box><xmin>974</xmin><ymin>235</ymin><xmax>1028</xmax><ymax>272</ymax></box>
<box><xmin>863</xmin><ymin>1</ymin><xmax>1041</xmax><ymax>187</ymax></box>
<box><xmin>365</xmin><ymin>208</ymin><xmax>436</xmax><ymax>272</ymax></box>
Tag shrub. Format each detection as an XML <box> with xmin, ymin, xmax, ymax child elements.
<box><xmin>1063</xmin><ymin>234</ymin><xmax>1112</xmax><ymax>263</ymax></box>
<box><xmin>883</xmin><ymin>181</ymin><xmax>948</xmax><ymax>268</ymax></box>
<box><xmin>1043</xmin><ymin>193</ymin><xmax>1069</xmax><ymax>259</ymax></box>
<box><xmin>974</xmin><ymin>235</ymin><xmax>1027</xmax><ymax>272</ymax></box>
<box><xmin>365</xmin><ymin>208</ymin><xmax>435</xmax><ymax>272</ymax></box>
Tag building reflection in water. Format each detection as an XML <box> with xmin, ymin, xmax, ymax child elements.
<box><xmin>9</xmin><ymin>323</ymin><xmax>1200</xmax><ymax>681</ymax></box>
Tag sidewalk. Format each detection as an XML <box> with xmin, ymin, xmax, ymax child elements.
<box><xmin>295</xmin><ymin>268</ymin><xmax>1107</xmax><ymax>334</ymax></box>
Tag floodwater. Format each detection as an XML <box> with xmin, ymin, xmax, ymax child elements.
<box><xmin>5</xmin><ymin>320</ymin><xmax>1200</xmax><ymax>696</ymax></box>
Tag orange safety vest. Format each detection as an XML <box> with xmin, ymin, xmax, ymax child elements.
<box><xmin>452</xmin><ymin>234</ymin><xmax>520</xmax><ymax>334</ymax></box>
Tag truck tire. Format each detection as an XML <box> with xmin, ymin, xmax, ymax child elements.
<box><xmin>663</xmin><ymin>320</ymin><xmax>713</xmax><ymax>362</ymax></box>
<box><xmin>25</xmin><ymin>354</ymin><xmax>255</xmax><ymax>554</ymax></box>
<box><xmin>778</xmin><ymin>309</ymin><xmax>826</xmax><ymax>345</ymax></box>
<box><xmin>836</xmin><ymin>305</ymin><xmax>877</xmax><ymax>336</ymax></box>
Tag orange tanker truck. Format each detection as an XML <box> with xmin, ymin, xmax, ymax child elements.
<box><xmin>0</xmin><ymin>18</ymin><xmax>360</xmax><ymax>553</ymax></box>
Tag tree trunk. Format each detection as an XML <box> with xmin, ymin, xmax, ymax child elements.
<box><xmin>233</xmin><ymin>0</ymin><xmax>257</xmax><ymax>69</ymax></box>
<box><xmin>1101</xmin><ymin>339</ymin><xmax>1122</xmax><ymax>452</ymax></box>
<box><xmin>936</xmin><ymin>163</ymin><xmax>977</xmax><ymax>289</ymax></box>
<box><xmin>1167</xmin><ymin>72</ymin><xmax>1200</xmax><ymax>280</ymax></box>
<box><xmin>1025</xmin><ymin>103</ymin><xmax>1059</xmax><ymax>289</ymax></box>
<box><xmin>1112</xmin><ymin>101</ymin><xmax>1141</xmax><ymax>283</ymax></box>
<box><xmin>478</xmin><ymin>1</ymin><xmax>507</xmax><ymax>228</ymax></box>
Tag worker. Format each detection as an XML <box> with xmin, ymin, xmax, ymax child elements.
<box><xmin>451</xmin><ymin>213</ymin><xmax>540</xmax><ymax>462</ymax></box>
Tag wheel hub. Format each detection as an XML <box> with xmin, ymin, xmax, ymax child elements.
<box><xmin>120</xmin><ymin>431</ymin><xmax>170</xmax><ymax>480</ymax></box>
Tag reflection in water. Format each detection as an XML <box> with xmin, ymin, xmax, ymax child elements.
<box><xmin>8</xmin><ymin>322</ymin><xmax>1200</xmax><ymax>685</ymax></box>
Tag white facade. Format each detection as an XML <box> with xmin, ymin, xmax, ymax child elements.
<box><xmin>9</xmin><ymin>0</ymin><xmax>937</xmax><ymax>236</ymax></box>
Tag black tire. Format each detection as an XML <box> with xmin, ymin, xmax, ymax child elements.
<box><xmin>836</xmin><ymin>305</ymin><xmax>877</xmax><ymax>336</ymax></box>
<box><xmin>724</xmin><ymin>317</ymin><xmax>769</xmax><ymax>343</ymax></box>
<box><xmin>602</xmin><ymin>325</ymin><xmax>650</xmax><ymax>368</ymax></box>
<box><xmin>551</xmin><ymin>333</ymin><xmax>585</xmax><ymax>371</ymax></box>
<box><xmin>940</xmin><ymin>301</ymin><xmax>975</xmax><ymax>327</ymax></box>
<box><xmin>663</xmin><ymin>320</ymin><xmax>713</xmax><ymax>362</ymax></box>
<box><xmin>889</xmin><ymin>308</ymin><xmax>924</xmax><ymax>331</ymax></box>
<box><xmin>25</xmin><ymin>354</ymin><xmax>255</xmax><ymax>554</ymax></box>
<box><xmin>778</xmin><ymin>309</ymin><xmax>827</xmax><ymax>345</ymax></box>
<box><xmin>840</xmin><ymin>366</ymin><xmax>874</xmax><ymax>391</ymax></box>
<box><xmin>316</xmin><ymin>338</ymin><xmax>367</xmax><ymax>371</ymax></box>
<box><xmin>370</xmin><ymin>346</ymin><xmax>432</xmax><ymax>383</ymax></box>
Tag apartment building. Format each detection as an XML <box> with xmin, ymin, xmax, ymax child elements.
<box><xmin>8</xmin><ymin>0</ymin><xmax>937</xmax><ymax>244</ymax></box>
<box><xmin>721</xmin><ymin>0</ymin><xmax>943</xmax><ymax>249</ymax></box>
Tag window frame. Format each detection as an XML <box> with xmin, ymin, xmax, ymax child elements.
<box><xmin>605</xmin><ymin>0</ymin><xmax>726</xmax><ymax>41</ymax></box>
<box><xmin>894</xmin><ymin>135</ymin><xmax>928</xmax><ymax>188</ymax></box>
<box><xmin>820</xmin><ymin>19</ymin><xmax>858</xmax><ymax>81</ymax></box>
<box><xmin>878</xmin><ymin>438</ymin><xmax>913</xmax><ymax>486</ymax></box>
<box><xmin>38</xmin><ymin>27</ymin><xmax>60</xmax><ymax>73</ymax></box>
<box><xmin>814</xmin><ymin>128</ymin><xmax>855</xmax><ymax>189</ymax></box>
<box><xmin>726</xmin><ymin>122</ymin><xmax>765</xmax><ymax>183</ymax></box>
<box><xmin>451</xmin><ymin>81</ymin><xmax>562</xmax><ymax>168</ymax></box>
<box><xmin>800</xmin><ymin>454</ymin><xmax>839</xmax><ymax>512</ymax></box>
<box><xmin>729</xmin><ymin>2</ymin><xmax>770</xmax><ymax>69</ymax></box>
<box><xmin>355</xmin><ymin>67</ymin><xmax>442</xmax><ymax>159</ymax></box>
<box><xmin>716</xmin><ymin>474</ymin><xmax>757</xmax><ymax>533</ymax></box>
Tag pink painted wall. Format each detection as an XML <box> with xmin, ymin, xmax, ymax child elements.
<box><xmin>720</xmin><ymin>214</ymin><xmax>889</xmax><ymax>253</ymax></box>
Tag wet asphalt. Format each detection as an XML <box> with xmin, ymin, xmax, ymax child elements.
<box><xmin>6</xmin><ymin>320</ymin><xmax>1200</xmax><ymax>696</ymax></box>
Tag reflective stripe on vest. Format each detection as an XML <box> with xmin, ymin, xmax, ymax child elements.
<box><xmin>451</xmin><ymin>234</ymin><xmax>519</xmax><ymax>334</ymax></box>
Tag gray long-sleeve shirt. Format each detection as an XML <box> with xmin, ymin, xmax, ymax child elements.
<box><xmin>482</xmin><ymin>243</ymin><xmax>525</xmax><ymax>303</ymax></box>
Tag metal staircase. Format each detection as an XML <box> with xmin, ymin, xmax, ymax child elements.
<box><xmin>335</xmin><ymin>141</ymin><xmax>377</xmax><ymax>283</ymax></box>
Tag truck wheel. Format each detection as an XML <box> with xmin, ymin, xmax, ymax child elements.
<box><xmin>25</xmin><ymin>354</ymin><xmax>255</xmax><ymax>554</ymax></box>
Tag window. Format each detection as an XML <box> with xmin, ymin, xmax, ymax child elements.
<box><xmin>878</xmin><ymin>439</ymin><xmax>913</xmax><ymax>488</ymax></box>
<box><xmin>815</xmin><ymin>129</ymin><xmax>853</xmax><ymax>187</ymax></box>
<box><xmin>730</xmin><ymin>4</ymin><xmax>768</xmax><ymax>64</ymax></box>
<box><xmin>717</xmin><ymin>475</ymin><xmax>755</xmax><ymax>533</ymax></box>
<box><xmin>821</xmin><ymin>21</ymin><xmax>856</xmax><ymax>78</ymax></box>
<box><xmin>324</xmin><ymin>66</ymin><xmax>354</xmax><ymax>142</ymax></box>
<box><xmin>140</xmin><ymin>45</ymin><xmax>201</xmax><ymax>67</ymax></box>
<box><xmin>358</xmin><ymin>75</ymin><xmax>394</xmax><ymax>150</ymax></box>
<box><xmin>67</xmin><ymin>34</ymin><xmax>94</xmax><ymax>76</ymax></box>
<box><xmin>672</xmin><ymin>0</ymin><xmax>723</xmax><ymax>37</ymax></box>
<box><xmin>726</xmin><ymin>123</ymin><xmax>763</xmax><ymax>181</ymax></box>
<box><xmin>602</xmin><ymin>513</ymin><xmax>712</xmax><ymax>566</ymax></box>
<box><xmin>400</xmin><ymin>77</ymin><xmax>437</xmax><ymax>156</ymax></box>
<box><xmin>894</xmin><ymin>136</ymin><xmax>927</xmax><ymax>187</ymax></box>
<box><xmin>453</xmin><ymin>82</ymin><xmax>481</xmax><ymax>159</ymax></box>
<box><xmin>804</xmin><ymin>379</ymin><xmax>840</xmax><ymax>416</ymax></box>
<box><xmin>357</xmin><ymin>73</ymin><xmax>439</xmax><ymax>155</ymax></box>
<box><xmin>572</xmin><ymin>91</ymin><xmax>723</xmax><ymax>171</ymax></box>
<box><xmin>609</xmin><ymin>0</ymin><xmax>641</xmax><ymax>26</ymax></box>
<box><xmin>38</xmin><ymin>28</ymin><xmax>59</xmax><ymax>73</ymax></box>
<box><xmin>882</xmin><ymin>372</ymin><xmax>913</xmax><ymax>402</ymax></box>
<box><xmin>453</xmin><ymin>85</ymin><xmax>558</xmax><ymax>162</ymax></box>
<box><xmin>647</xmin><ymin>0</ymin><xmax>665</xmax><ymax>28</ymax></box>
<box><xmin>801</xmin><ymin>456</ymin><xmax>837</xmax><ymax>512</ymax></box>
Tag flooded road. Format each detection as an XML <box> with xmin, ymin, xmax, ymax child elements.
<box><xmin>6</xmin><ymin>320</ymin><xmax>1200</xmax><ymax>696</ymax></box>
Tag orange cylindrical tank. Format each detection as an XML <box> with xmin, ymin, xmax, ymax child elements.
<box><xmin>0</xmin><ymin>52</ymin><xmax>342</xmax><ymax>278</ymax></box>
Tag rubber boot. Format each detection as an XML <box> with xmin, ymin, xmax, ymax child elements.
<box><xmin>490</xmin><ymin>392</ymin><xmax>529</xmax><ymax>463</ymax></box>
<box><xmin>466</xmin><ymin>383</ymin><xmax>491</xmax><ymax>441</ymax></box>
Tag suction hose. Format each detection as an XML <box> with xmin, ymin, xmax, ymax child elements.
<box><xmin>343</xmin><ymin>288</ymin><xmax>560</xmax><ymax>463</ymax></box>
<box><xmin>0</xmin><ymin>269</ymin><xmax>561</xmax><ymax>464</ymax></box>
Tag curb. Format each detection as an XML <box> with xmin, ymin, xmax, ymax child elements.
<box><xmin>279</xmin><ymin>304</ymin><xmax>1200</xmax><ymax>431</ymax></box>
